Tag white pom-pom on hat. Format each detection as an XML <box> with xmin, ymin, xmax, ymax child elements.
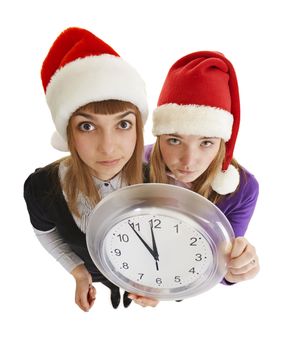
<box><xmin>211</xmin><ymin>164</ymin><xmax>240</xmax><ymax>195</ymax></box>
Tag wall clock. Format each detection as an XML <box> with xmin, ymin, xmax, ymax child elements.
<box><xmin>86</xmin><ymin>183</ymin><xmax>234</xmax><ymax>300</ymax></box>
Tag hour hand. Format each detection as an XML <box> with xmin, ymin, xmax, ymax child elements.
<box><xmin>128</xmin><ymin>221</ymin><xmax>155</xmax><ymax>258</ymax></box>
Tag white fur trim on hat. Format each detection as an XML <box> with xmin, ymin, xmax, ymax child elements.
<box><xmin>46</xmin><ymin>54</ymin><xmax>148</xmax><ymax>146</ymax></box>
<box><xmin>211</xmin><ymin>164</ymin><xmax>240</xmax><ymax>195</ymax></box>
<box><xmin>51</xmin><ymin>131</ymin><xmax>69</xmax><ymax>152</ymax></box>
<box><xmin>152</xmin><ymin>103</ymin><xmax>233</xmax><ymax>140</ymax></box>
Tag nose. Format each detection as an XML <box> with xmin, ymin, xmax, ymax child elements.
<box><xmin>179</xmin><ymin>146</ymin><xmax>196</xmax><ymax>168</ymax></box>
<box><xmin>97</xmin><ymin>130</ymin><xmax>115</xmax><ymax>155</ymax></box>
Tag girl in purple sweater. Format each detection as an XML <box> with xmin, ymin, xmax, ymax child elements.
<box><xmin>141</xmin><ymin>52</ymin><xmax>259</xmax><ymax>307</ymax></box>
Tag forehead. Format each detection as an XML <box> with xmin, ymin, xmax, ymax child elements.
<box><xmin>77</xmin><ymin>100</ymin><xmax>138</xmax><ymax>115</ymax></box>
<box><xmin>71</xmin><ymin>110</ymin><xmax>136</xmax><ymax>124</ymax></box>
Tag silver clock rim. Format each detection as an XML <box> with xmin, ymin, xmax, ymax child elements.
<box><xmin>86</xmin><ymin>183</ymin><xmax>234</xmax><ymax>300</ymax></box>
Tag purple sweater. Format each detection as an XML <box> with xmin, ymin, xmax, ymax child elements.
<box><xmin>144</xmin><ymin>144</ymin><xmax>259</xmax><ymax>238</ymax></box>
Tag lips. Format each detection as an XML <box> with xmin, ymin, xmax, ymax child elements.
<box><xmin>97</xmin><ymin>159</ymin><xmax>121</xmax><ymax>166</ymax></box>
<box><xmin>177</xmin><ymin>169</ymin><xmax>196</xmax><ymax>175</ymax></box>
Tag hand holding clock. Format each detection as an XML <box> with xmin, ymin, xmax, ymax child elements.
<box><xmin>225</xmin><ymin>237</ymin><xmax>259</xmax><ymax>283</ymax></box>
<box><xmin>127</xmin><ymin>293</ymin><xmax>159</xmax><ymax>307</ymax></box>
<box><xmin>126</xmin><ymin>236</ymin><xmax>259</xmax><ymax>306</ymax></box>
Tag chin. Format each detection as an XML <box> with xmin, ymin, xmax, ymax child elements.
<box><xmin>95</xmin><ymin>164</ymin><xmax>124</xmax><ymax>180</ymax></box>
<box><xmin>175</xmin><ymin>174</ymin><xmax>197</xmax><ymax>183</ymax></box>
<box><xmin>179</xmin><ymin>169</ymin><xmax>205</xmax><ymax>182</ymax></box>
<box><xmin>184</xmin><ymin>177</ymin><xmax>198</xmax><ymax>183</ymax></box>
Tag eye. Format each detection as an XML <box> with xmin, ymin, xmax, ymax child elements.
<box><xmin>78</xmin><ymin>122</ymin><xmax>95</xmax><ymax>132</ymax></box>
<box><xmin>201</xmin><ymin>140</ymin><xmax>214</xmax><ymax>147</ymax></box>
<box><xmin>167</xmin><ymin>138</ymin><xmax>181</xmax><ymax>145</ymax></box>
<box><xmin>118</xmin><ymin>120</ymin><xmax>132</xmax><ymax>130</ymax></box>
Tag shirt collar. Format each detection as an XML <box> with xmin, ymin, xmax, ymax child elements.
<box><xmin>93</xmin><ymin>172</ymin><xmax>123</xmax><ymax>192</ymax></box>
<box><xmin>59</xmin><ymin>160</ymin><xmax>125</xmax><ymax>193</ymax></box>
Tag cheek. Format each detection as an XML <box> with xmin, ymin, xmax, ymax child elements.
<box><xmin>203</xmin><ymin>147</ymin><xmax>220</xmax><ymax>166</ymax></box>
<box><xmin>160</xmin><ymin>145</ymin><xmax>173</xmax><ymax>166</ymax></box>
<box><xmin>73</xmin><ymin>134</ymin><xmax>94</xmax><ymax>157</ymax></box>
<box><xmin>122</xmin><ymin>131</ymin><xmax>137</xmax><ymax>155</ymax></box>
<box><xmin>211</xmin><ymin>145</ymin><xmax>221</xmax><ymax>161</ymax></box>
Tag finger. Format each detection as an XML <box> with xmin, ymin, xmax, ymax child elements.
<box><xmin>230</xmin><ymin>237</ymin><xmax>248</xmax><ymax>259</ymax></box>
<box><xmin>88</xmin><ymin>286</ymin><xmax>96</xmax><ymax>307</ymax></box>
<box><xmin>76</xmin><ymin>292</ymin><xmax>90</xmax><ymax>312</ymax></box>
<box><xmin>229</xmin><ymin>244</ymin><xmax>256</xmax><ymax>269</ymax></box>
<box><xmin>89</xmin><ymin>285</ymin><xmax>96</xmax><ymax>298</ymax></box>
<box><xmin>127</xmin><ymin>293</ymin><xmax>138</xmax><ymax>301</ymax></box>
<box><xmin>135</xmin><ymin>300</ymin><xmax>147</xmax><ymax>308</ymax></box>
<box><xmin>89</xmin><ymin>297</ymin><xmax>96</xmax><ymax>309</ymax></box>
<box><xmin>134</xmin><ymin>297</ymin><xmax>159</xmax><ymax>308</ymax></box>
<box><xmin>225</xmin><ymin>264</ymin><xmax>260</xmax><ymax>283</ymax></box>
<box><xmin>229</xmin><ymin>256</ymin><xmax>259</xmax><ymax>275</ymax></box>
<box><xmin>76</xmin><ymin>298</ymin><xmax>90</xmax><ymax>312</ymax></box>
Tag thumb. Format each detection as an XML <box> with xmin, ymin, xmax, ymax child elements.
<box><xmin>230</xmin><ymin>237</ymin><xmax>248</xmax><ymax>259</ymax></box>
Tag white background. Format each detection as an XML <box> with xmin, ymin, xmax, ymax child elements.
<box><xmin>1</xmin><ymin>0</ymin><xmax>299</xmax><ymax>349</ymax></box>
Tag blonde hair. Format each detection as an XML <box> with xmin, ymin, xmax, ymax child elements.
<box><xmin>56</xmin><ymin>100</ymin><xmax>144</xmax><ymax>217</ymax></box>
<box><xmin>150</xmin><ymin>137</ymin><xmax>239</xmax><ymax>204</ymax></box>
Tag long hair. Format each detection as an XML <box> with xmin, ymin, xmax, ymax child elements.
<box><xmin>59</xmin><ymin>100</ymin><xmax>144</xmax><ymax>217</ymax></box>
<box><xmin>150</xmin><ymin>137</ymin><xmax>240</xmax><ymax>204</ymax></box>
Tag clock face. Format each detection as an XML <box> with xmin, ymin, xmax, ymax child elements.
<box><xmin>87</xmin><ymin>183</ymin><xmax>234</xmax><ymax>300</ymax></box>
<box><xmin>104</xmin><ymin>214</ymin><xmax>214</xmax><ymax>293</ymax></box>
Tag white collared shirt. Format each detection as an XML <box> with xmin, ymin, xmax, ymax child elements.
<box><xmin>34</xmin><ymin>161</ymin><xmax>126</xmax><ymax>273</ymax></box>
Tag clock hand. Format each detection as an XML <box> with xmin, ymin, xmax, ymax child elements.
<box><xmin>128</xmin><ymin>222</ymin><xmax>156</xmax><ymax>259</ymax></box>
<box><xmin>149</xmin><ymin>221</ymin><xmax>160</xmax><ymax>271</ymax></box>
<box><xmin>149</xmin><ymin>221</ymin><xmax>159</xmax><ymax>261</ymax></box>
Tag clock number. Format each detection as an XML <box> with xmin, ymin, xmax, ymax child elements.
<box><xmin>114</xmin><ymin>249</ymin><xmax>121</xmax><ymax>256</ymax></box>
<box><xmin>122</xmin><ymin>262</ymin><xmax>129</xmax><ymax>269</ymax></box>
<box><xmin>149</xmin><ymin>219</ymin><xmax>161</xmax><ymax>229</ymax></box>
<box><xmin>128</xmin><ymin>220</ymin><xmax>140</xmax><ymax>232</ymax></box>
<box><xmin>117</xmin><ymin>234</ymin><xmax>129</xmax><ymax>243</ymax></box>
<box><xmin>156</xmin><ymin>278</ymin><xmax>162</xmax><ymax>285</ymax></box>
<box><xmin>190</xmin><ymin>237</ymin><xmax>198</xmax><ymax>246</ymax></box>
<box><xmin>174</xmin><ymin>276</ymin><xmax>181</xmax><ymax>283</ymax></box>
<box><xmin>137</xmin><ymin>273</ymin><xmax>144</xmax><ymax>280</ymax></box>
<box><xmin>174</xmin><ymin>224</ymin><xmax>179</xmax><ymax>233</ymax></box>
<box><xmin>195</xmin><ymin>253</ymin><xmax>202</xmax><ymax>261</ymax></box>
<box><xmin>189</xmin><ymin>267</ymin><xmax>195</xmax><ymax>274</ymax></box>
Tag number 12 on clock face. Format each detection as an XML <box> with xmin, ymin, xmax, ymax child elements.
<box><xmin>104</xmin><ymin>214</ymin><xmax>214</xmax><ymax>292</ymax></box>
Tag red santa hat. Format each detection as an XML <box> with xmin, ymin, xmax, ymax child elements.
<box><xmin>41</xmin><ymin>27</ymin><xmax>148</xmax><ymax>151</ymax></box>
<box><xmin>152</xmin><ymin>51</ymin><xmax>240</xmax><ymax>195</ymax></box>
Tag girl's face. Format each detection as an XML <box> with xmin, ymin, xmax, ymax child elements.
<box><xmin>70</xmin><ymin>109</ymin><xmax>137</xmax><ymax>180</ymax></box>
<box><xmin>159</xmin><ymin>134</ymin><xmax>221</xmax><ymax>183</ymax></box>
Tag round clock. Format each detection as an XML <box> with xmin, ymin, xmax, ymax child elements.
<box><xmin>86</xmin><ymin>183</ymin><xmax>234</xmax><ymax>301</ymax></box>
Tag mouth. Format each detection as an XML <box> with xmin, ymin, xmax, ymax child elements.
<box><xmin>177</xmin><ymin>169</ymin><xmax>196</xmax><ymax>175</ymax></box>
<box><xmin>97</xmin><ymin>159</ymin><xmax>121</xmax><ymax>166</ymax></box>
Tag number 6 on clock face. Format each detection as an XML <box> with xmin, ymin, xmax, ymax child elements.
<box><xmin>87</xmin><ymin>184</ymin><xmax>234</xmax><ymax>301</ymax></box>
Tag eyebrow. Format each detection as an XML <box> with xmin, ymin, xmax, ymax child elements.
<box><xmin>167</xmin><ymin>134</ymin><xmax>218</xmax><ymax>140</ymax></box>
<box><xmin>167</xmin><ymin>134</ymin><xmax>183</xmax><ymax>139</ymax></box>
<box><xmin>75</xmin><ymin>110</ymin><xmax>136</xmax><ymax>121</ymax></box>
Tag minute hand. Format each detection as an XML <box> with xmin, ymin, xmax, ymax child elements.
<box><xmin>150</xmin><ymin>221</ymin><xmax>159</xmax><ymax>260</ymax></box>
<box><xmin>128</xmin><ymin>222</ymin><xmax>156</xmax><ymax>258</ymax></box>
